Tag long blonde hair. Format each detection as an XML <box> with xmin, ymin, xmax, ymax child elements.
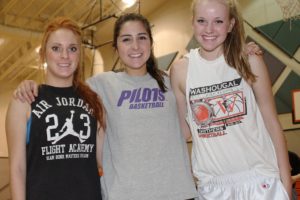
<box><xmin>191</xmin><ymin>0</ymin><xmax>256</xmax><ymax>82</ymax></box>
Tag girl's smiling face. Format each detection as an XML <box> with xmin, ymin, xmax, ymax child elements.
<box><xmin>45</xmin><ymin>28</ymin><xmax>80</xmax><ymax>86</ymax></box>
<box><xmin>116</xmin><ymin>20</ymin><xmax>151</xmax><ymax>76</ymax></box>
<box><xmin>192</xmin><ymin>0</ymin><xmax>235</xmax><ymax>60</ymax></box>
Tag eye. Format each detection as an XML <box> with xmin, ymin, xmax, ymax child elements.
<box><xmin>138</xmin><ymin>35</ymin><xmax>148</xmax><ymax>40</ymax></box>
<box><xmin>196</xmin><ymin>19</ymin><xmax>206</xmax><ymax>24</ymax></box>
<box><xmin>215</xmin><ymin>20</ymin><xmax>224</xmax><ymax>24</ymax></box>
<box><xmin>121</xmin><ymin>37</ymin><xmax>132</xmax><ymax>43</ymax></box>
<box><xmin>69</xmin><ymin>46</ymin><xmax>78</xmax><ymax>52</ymax></box>
<box><xmin>51</xmin><ymin>46</ymin><xmax>60</xmax><ymax>52</ymax></box>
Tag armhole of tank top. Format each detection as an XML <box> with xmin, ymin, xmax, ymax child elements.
<box><xmin>185</xmin><ymin>49</ymin><xmax>198</xmax><ymax>123</ymax></box>
<box><xmin>26</xmin><ymin>114</ymin><xmax>32</xmax><ymax>144</ymax></box>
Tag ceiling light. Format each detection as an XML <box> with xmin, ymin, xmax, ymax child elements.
<box><xmin>122</xmin><ymin>0</ymin><xmax>136</xmax><ymax>8</ymax></box>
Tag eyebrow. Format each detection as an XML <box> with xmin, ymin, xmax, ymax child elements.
<box><xmin>48</xmin><ymin>43</ymin><xmax>80</xmax><ymax>46</ymax></box>
<box><xmin>119</xmin><ymin>33</ymin><xmax>148</xmax><ymax>37</ymax></box>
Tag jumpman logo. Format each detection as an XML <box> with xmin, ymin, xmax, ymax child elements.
<box><xmin>51</xmin><ymin>110</ymin><xmax>86</xmax><ymax>144</ymax></box>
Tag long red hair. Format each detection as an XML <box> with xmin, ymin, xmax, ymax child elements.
<box><xmin>40</xmin><ymin>16</ymin><xmax>106</xmax><ymax>129</ymax></box>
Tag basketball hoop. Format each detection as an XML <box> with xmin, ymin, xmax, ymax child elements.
<box><xmin>275</xmin><ymin>0</ymin><xmax>300</xmax><ymax>21</ymax></box>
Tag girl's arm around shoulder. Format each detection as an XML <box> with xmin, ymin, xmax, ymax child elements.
<box><xmin>248</xmin><ymin>54</ymin><xmax>292</xmax><ymax>199</ymax></box>
<box><xmin>6</xmin><ymin>98</ymin><xmax>31</xmax><ymax>200</ymax></box>
<box><xmin>170</xmin><ymin>58</ymin><xmax>192</xmax><ymax>141</ymax></box>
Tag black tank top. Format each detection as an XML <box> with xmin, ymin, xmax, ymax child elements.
<box><xmin>26</xmin><ymin>85</ymin><xmax>101</xmax><ymax>200</ymax></box>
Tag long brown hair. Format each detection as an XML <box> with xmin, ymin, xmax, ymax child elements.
<box><xmin>113</xmin><ymin>13</ymin><xmax>168</xmax><ymax>92</ymax></box>
<box><xmin>40</xmin><ymin>16</ymin><xmax>106</xmax><ymax>129</ymax></box>
<box><xmin>192</xmin><ymin>0</ymin><xmax>256</xmax><ymax>82</ymax></box>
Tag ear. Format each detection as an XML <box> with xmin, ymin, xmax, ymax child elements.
<box><xmin>228</xmin><ymin>18</ymin><xmax>235</xmax><ymax>33</ymax></box>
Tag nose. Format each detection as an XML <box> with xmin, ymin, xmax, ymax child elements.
<box><xmin>205</xmin><ymin>22</ymin><xmax>213</xmax><ymax>33</ymax></box>
<box><xmin>60</xmin><ymin>48</ymin><xmax>69</xmax><ymax>58</ymax></box>
<box><xmin>132</xmin><ymin>39</ymin><xmax>139</xmax><ymax>50</ymax></box>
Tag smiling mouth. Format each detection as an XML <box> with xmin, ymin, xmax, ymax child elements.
<box><xmin>129</xmin><ymin>53</ymin><xmax>142</xmax><ymax>58</ymax></box>
<box><xmin>202</xmin><ymin>36</ymin><xmax>217</xmax><ymax>40</ymax></box>
<box><xmin>58</xmin><ymin>63</ymin><xmax>71</xmax><ymax>67</ymax></box>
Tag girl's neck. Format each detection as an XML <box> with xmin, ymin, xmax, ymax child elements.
<box><xmin>45</xmin><ymin>78</ymin><xmax>73</xmax><ymax>88</ymax></box>
<box><xmin>199</xmin><ymin>47</ymin><xmax>224</xmax><ymax>61</ymax></box>
<box><xmin>124</xmin><ymin>66</ymin><xmax>147</xmax><ymax>76</ymax></box>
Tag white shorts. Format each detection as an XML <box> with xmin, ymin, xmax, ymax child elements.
<box><xmin>196</xmin><ymin>170</ymin><xmax>289</xmax><ymax>200</ymax></box>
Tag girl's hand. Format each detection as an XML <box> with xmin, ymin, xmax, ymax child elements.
<box><xmin>13</xmin><ymin>80</ymin><xmax>38</xmax><ymax>103</ymax></box>
<box><xmin>244</xmin><ymin>41</ymin><xmax>263</xmax><ymax>56</ymax></box>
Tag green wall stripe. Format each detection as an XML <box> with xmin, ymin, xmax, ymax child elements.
<box><xmin>257</xmin><ymin>20</ymin><xmax>300</xmax><ymax>57</ymax></box>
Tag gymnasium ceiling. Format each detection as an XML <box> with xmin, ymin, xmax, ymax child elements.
<box><xmin>0</xmin><ymin>0</ymin><xmax>169</xmax><ymax>86</ymax></box>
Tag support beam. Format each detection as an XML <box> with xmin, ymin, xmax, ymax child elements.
<box><xmin>0</xmin><ymin>24</ymin><xmax>42</xmax><ymax>40</ymax></box>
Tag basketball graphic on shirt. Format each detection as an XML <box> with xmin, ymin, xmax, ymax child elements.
<box><xmin>209</xmin><ymin>92</ymin><xmax>246</xmax><ymax>121</ymax></box>
<box><xmin>191</xmin><ymin>101</ymin><xmax>214</xmax><ymax>126</ymax></box>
